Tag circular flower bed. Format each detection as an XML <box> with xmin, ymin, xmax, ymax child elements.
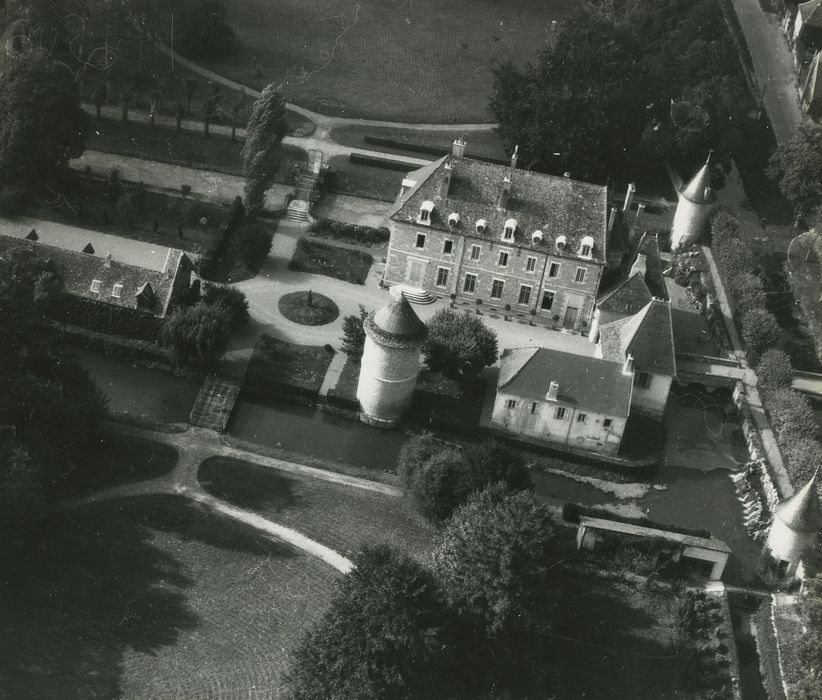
<box><xmin>278</xmin><ymin>290</ymin><xmax>339</xmax><ymax>326</ymax></box>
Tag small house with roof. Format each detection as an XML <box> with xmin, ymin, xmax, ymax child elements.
<box><xmin>597</xmin><ymin>298</ymin><xmax>676</xmax><ymax>419</ymax></box>
<box><xmin>491</xmin><ymin>347</ymin><xmax>633</xmax><ymax>455</ymax></box>
<box><xmin>383</xmin><ymin>139</ymin><xmax>610</xmax><ymax>333</ymax></box>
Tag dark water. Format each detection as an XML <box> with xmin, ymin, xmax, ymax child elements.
<box><xmin>730</xmin><ymin>597</ymin><xmax>769</xmax><ymax>700</ymax></box>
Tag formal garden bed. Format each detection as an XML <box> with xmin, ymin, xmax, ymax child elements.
<box><xmin>0</xmin><ymin>495</ymin><xmax>335</xmax><ymax>698</ymax></box>
<box><xmin>308</xmin><ymin>218</ymin><xmax>390</xmax><ymax>248</ymax></box>
<box><xmin>324</xmin><ymin>155</ymin><xmax>405</xmax><ymax>202</ymax></box>
<box><xmin>278</xmin><ymin>290</ymin><xmax>340</xmax><ymax>326</ymax></box>
<box><xmin>198</xmin><ymin>456</ymin><xmax>436</xmax><ymax>561</ymax></box>
<box><xmin>244</xmin><ymin>335</ymin><xmax>334</xmax><ymax>402</ymax></box>
<box><xmin>288</xmin><ymin>238</ymin><xmax>373</xmax><ymax>284</ymax></box>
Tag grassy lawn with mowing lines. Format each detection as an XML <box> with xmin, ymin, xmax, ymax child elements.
<box><xmin>210</xmin><ymin>0</ymin><xmax>575</xmax><ymax>122</ymax></box>
<box><xmin>0</xmin><ymin>496</ymin><xmax>337</xmax><ymax>699</ymax></box>
<box><xmin>198</xmin><ymin>456</ymin><xmax>437</xmax><ymax>561</ymax></box>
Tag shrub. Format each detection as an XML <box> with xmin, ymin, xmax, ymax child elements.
<box><xmin>202</xmin><ymin>283</ymin><xmax>249</xmax><ymax>326</ymax></box>
<box><xmin>181</xmin><ymin>184</ymin><xmax>192</xmax><ymax>197</ymax></box>
<box><xmin>781</xmin><ymin>435</ymin><xmax>822</xmax><ymax>484</ymax></box>
<box><xmin>709</xmin><ymin>210</ymin><xmax>740</xmax><ymax>248</ymax></box>
<box><xmin>765</xmin><ymin>387</ymin><xmax>818</xmax><ymax>441</ymax></box>
<box><xmin>407</xmin><ymin>447</ymin><xmax>475</xmax><ymax>522</ymax></box>
<box><xmin>340</xmin><ymin>305</ymin><xmax>368</xmax><ymax>359</ymax></box>
<box><xmin>756</xmin><ymin>349</ymin><xmax>793</xmax><ymax>389</ymax></box>
<box><xmin>424</xmin><ymin>308</ymin><xmax>498</xmax><ymax>380</ymax></box>
<box><xmin>237</xmin><ymin>223</ymin><xmax>272</xmax><ymax>268</ymax></box>
<box><xmin>715</xmin><ymin>237</ymin><xmax>755</xmax><ymax>281</ymax></box>
<box><xmin>741</xmin><ymin>308</ymin><xmax>781</xmax><ymax>356</ymax></box>
<box><xmin>729</xmin><ymin>271</ymin><xmax>766</xmax><ymax>311</ymax></box>
<box><xmin>463</xmin><ymin>440</ymin><xmax>532</xmax><ymax>492</ymax></box>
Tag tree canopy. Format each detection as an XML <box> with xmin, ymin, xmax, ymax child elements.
<box><xmin>766</xmin><ymin>123</ymin><xmax>822</xmax><ymax>216</ymax></box>
<box><xmin>241</xmin><ymin>85</ymin><xmax>287</xmax><ymax>216</ymax></box>
<box><xmin>423</xmin><ymin>308</ymin><xmax>498</xmax><ymax>380</ymax></box>
<box><xmin>0</xmin><ymin>48</ymin><xmax>88</xmax><ymax>186</ymax></box>
<box><xmin>159</xmin><ymin>302</ymin><xmax>233</xmax><ymax>371</ymax></box>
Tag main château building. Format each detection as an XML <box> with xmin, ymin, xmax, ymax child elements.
<box><xmin>383</xmin><ymin>139</ymin><xmax>609</xmax><ymax>332</ymax></box>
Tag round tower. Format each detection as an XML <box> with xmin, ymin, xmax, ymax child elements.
<box><xmin>765</xmin><ymin>472</ymin><xmax>821</xmax><ymax>579</ymax></box>
<box><xmin>356</xmin><ymin>291</ymin><xmax>428</xmax><ymax>427</ymax></box>
<box><xmin>671</xmin><ymin>152</ymin><xmax>716</xmax><ymax>252</ymax></box>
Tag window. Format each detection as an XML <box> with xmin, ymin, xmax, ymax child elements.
<box><xmin>497</xmin><ymin>251</ymin><xmax>509</xmax><ymax>267</ymax></box>
<box><xmin>111</xmin><ymin>283</ymin><xmax>123</xmax><ymax>298</ymax></box>
<box><xmin>470</xmin><ymin>244</ymin><xmax>481</xmax><ymax>260</ymax></box>
<box><xmin>463</xmin><ymin>273</ymin><xmax>477</xmax><ymax>293</ymax></box>
<box><xmin>529</xmin><ymin>402</ymin><xmax>538</xmax><ymax>415</ymax></box>
<box><xmin>518</xmin><ymin>285</ymin><xmax>532</xmax><ymax>305</ymax></box>
<box><xmin>503</xmin><ymin>226</ymin><xmax>514</xmax><ymax>241</ymax></box>
<box><xmin>442</xmin><ymin>239</ymin><xmax>453</xmax><ymax>255</ymax></box>
<box><xmin>435</xmin><ymin>267</ymin><xmax>450</xmax><ymax>287</ymax></box>
<box><xmin>548</xmin><ymin>262</ymin><xmax>560</xmax><ymax>278</ymax></box>
<box><xmin>419</xmin><ymin>209</ymin><xmax>429</xmax><ymax>222</ymax></box>
<box><xmin>541</xmin><ymin>291</ymin><xmax>555</xmax><ymax>310</ymax></box>
<box><xmin>505</xmin><ymin>399</ymin><xmax>519</xmax><ymax>410</ymax></box>
<box><xmin>525</xmin><ymin>256</ymin><xmax>537</xmax><ymax>273</ymax></box>
<box><xmin>575</xmin><ymin>267</ymin><xmax>587</xmax><ymax>284</ymax></box>
<box><xmin>90</xmin><ymin>279</ymin><xmax>102</xmax><ymax>293</ymax></box>
<box><xmin>603</xmin><ymin>418</ymin><xmax>613</xmax><ymax>429</ymax></box>
<box><xmin>415</xmin><ymin>233</ymin><xmax>426</xmax><ymax>249</ymax></box>
<box><xmin>490</xmin><ymin>279</ymin><xmax>504</xmax><ymax>299</ymax></box>
<box><xmin>577</xmin><ymin>413</ymin><xmax>587</xmax><ymax>424</ymax></box>
<box><xmin>554</xmin><ymin>406</ymin><xmax>567</xmax><ymax>420</ymax></box>
<box><xmin>634</xmin><ymin>372</ymin><xmax>652</xmax><ymax>389</ymax></box>
<box><xmin>580</xmin><ymin>244</ymin><xmax>592</xmax><ymax>257</ymax></box>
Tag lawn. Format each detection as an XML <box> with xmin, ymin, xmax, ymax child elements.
<box><xmin>87</xmin><ymin>116</ymin><xmax>308</xmax><ymax>183</ymax></box>
<box><xmin>209</xmin><ymin>0</ymin><xmax>575</xmax><ymax>122</ymax></box>
<box><xmin>198</xmin><ymin>456</ymin><xmax>436</xmax><ymax>561</ymax></box>
<box><xmin>288</xmin><ymin>237</ymin><xmax>373</xmax><ymax>284</ymax></box>
<box><xmin>553</xmin><ymin>573</ymin><xmax>683</xmax><ymax>699</ymax></box>
<box><xmin>0</xmin><ymin>496</ymin><xmax>337</xmax><ymax>699</ymax></box>
<box><xmin>244</xmin><ymin>335</ymin><xmax>335</xmax><ymax>401</ymax></box>
<box><xmin>325</xmin><ymin>155</ymin><xmax>406</xmax><ymax>202</ymax></box>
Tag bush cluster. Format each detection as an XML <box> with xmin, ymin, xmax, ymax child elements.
<box><xmin>202</xmin><ymin>283</ymin><xmax>249</xmax><ymax>327</ymax></box>
<box><xmin>674</xmin><ymin>591</ymin><xmax>731</xmax><ymax>699</ymax></box>
<box><xmin>309</xmin><ymin>218</ymin><xmax>390</xmax><ymax>246</ymax></box>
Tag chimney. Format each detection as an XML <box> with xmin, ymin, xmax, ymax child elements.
<box><xmin>497</xmin><ymin>176</ymin><xmax>512</xmax><ymax>210</ymax></box>
<box><xmin>545</xmin><ymin>380</ymin><xmax>559</xmax><ymax>402</ymax></box>
<box><xmin>630</xmin><ymin>253</ymin><xmax>647</xmax><ymax>278</ymax></box>
<box><xmin>623</xmin><ymin>183</ymin><xmax>635</xmax><ymax>213</ymax></box>
<box><xmin>510</xmin><ymin>145</ymin><xmax>519</xmax><ymax>171</ymax></box>
<box><xmin>452</xmin><ymin>136</ymin><xmax>466</xmax><ymax>158</ymax></box>
<box><xmin>439</xmin><ymin>161</ymin><xmax>453</xmax><ymax>198</ymax></box>
<box><xmin>607</xmin><ymin>206</ymin><xmax>617</xmax><ymax>233</ymax></box>
<box><xmin>623</xmin><ymin>353</ymin><xmax>635</xmax><ymax>376</ymax></box>
<box><xmin>104</xmin><ymin>252</ymin><xmax>112</xmax><ymax>268</ymax></box>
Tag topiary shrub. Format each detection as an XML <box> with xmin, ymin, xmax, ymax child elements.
<box><xmin>202</xmin><ymin>283</ymin><xmax>249</xmax><ymax>327</ymax></box>
<box><xmin>741</xmin><ymin>308</ymin><xmax>781</xmax><ymax>356</ymax></box>
<box><xmin>764</xmin><ymin>387</ymin><xmax>818</xmax><ymax>441</ymax></box>
<box><xmin>756</xmin><ymin>348</ymin><xmax>793</xmax><ymax>389</ymax></box>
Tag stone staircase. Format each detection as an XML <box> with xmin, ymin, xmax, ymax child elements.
<box><xmin>189</xmin><ymin>374</ymin><xmax>242</xmax><ymax>432</ymax></box>
<box><xmin>284</xmin><ymin>199</ymin><xmax>310</xmax><ymax>222</ymax></box>
<box><xmin>391</xmin><ymin>285</ymin><xmax>437</xmax><ymax>304</ymax></box>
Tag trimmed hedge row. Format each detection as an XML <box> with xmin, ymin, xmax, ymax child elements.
<box><xmin>309</xmin><ymin>218</ymin><xmax>390</xmax><ymax>246</ymax></box>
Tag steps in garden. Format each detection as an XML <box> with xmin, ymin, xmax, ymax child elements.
<box><xmin>189</xmin><ymin>374</ymin><xmax>241</xmax><ymax>432</ymax></box>
<box><xmin>284</xmin><ymin>200</ymin><xmax>310</xmax><ymax>222</ymax></box>
<box><xmin>390</xmin><ymin>285</ymin><xmax>436</xmax><ymax>304</ymax></box>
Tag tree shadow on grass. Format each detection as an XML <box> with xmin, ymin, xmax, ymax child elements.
<box><xmin>0</xmin><ymin>494</ymin><xmax>298</xmax><ymax>699</ymax></box>
<box><xmin>199</xmin><ymin>456</ymin><xmax>304</xmax><ymax>512</ymax></box>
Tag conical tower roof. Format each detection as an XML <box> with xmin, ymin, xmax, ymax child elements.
<box><xmin>364</xmin><ymin>292</ymin><xmax>428</xmax><ymax>347</ymax></box>
<box><xmin>775</xmin><ymin>472</ymin><xmax>822</xmax><ymax>534</ymax></box>
<box><xmin>680</xmin><ymin>152</ymin><xmax>716</xmax><ymax>204</ymax></box>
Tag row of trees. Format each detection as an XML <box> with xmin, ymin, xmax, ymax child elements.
<box><xmin>287</xmin><ymin>483</ymin><xmax>559</xmax><ymax>698</ymax></box>
<box><xmin>490</xmin><ymin>0</ymin><xmax>751</xmax><ymax>181</ymax></box>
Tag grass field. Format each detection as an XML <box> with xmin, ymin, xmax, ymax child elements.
<box><xmin>199</xmin><ymin>456</ymin><xmax>436</xmax><ymax>560</ymax></box>
<box><xmin>0</xmin><ymin>496</ymin><xmax>337</xmax><ymax>698</ymax></box>
<box><xmin>210</xmin><ymin>0</ymin><xmax>575</xmax><ymax>122</ymax></box>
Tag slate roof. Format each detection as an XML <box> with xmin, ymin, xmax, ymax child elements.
<box><xmin>597</xmin><ymin>273</ymin><xmax>654</xmax><ymax>316</ymax></box>
<box><xmin>680</xmin><ymin>154</ymin><xmax>716</xmax><ymax>204</ymax></box>
<box><xmin>636</xmin><ymin>234</ymin><xmax>669</xmax><ymax>299</ymax></box>
<box><xmin>775</xmin><ymin>472</ymin><xmax>822</xmax><ymax>534</ymax></box>
<box><xmin>391</xmin><ymin>154</ymin><xmax>608</xmax><ymax>263</ymax></box>
<box><xmin>498</xmin><ymin>347</ymin><xmax>632</xmax><ymax>418</ymax></box>
<box><xmin>0</xmin><ymin>233</ymin><xmax>189</xmax><ymax>316</ymax></box>
<box><xmin>599</xmin><ymin>299</ymin><xmax>677</xmax><ymax>376</ymax></box>
<box><xmin>365</xmin><ymin>292</ymin><xmax>427</xmax><ymax>347</ymax></box>
<box><xmin>799</xmin><ymin>0</ymin><xmax>822</xmax><ymax>27</ymax></box>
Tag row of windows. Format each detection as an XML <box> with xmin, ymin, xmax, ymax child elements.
<box><xmin>413</xmin><ymin>235</ymin><xmax>587</xmax><ymax>283</ymax></box>
<box><xmin>503</xmin><ymin>399</ymin><xmax>614</xmax><ymax>427</ymax></box>
<box><xmin>90</xmin><ymin>279</ymin><xmax>123</xmax><ymax>298</ymax></box>
<box><xmin>460</xmin><ymin>273</ymin><xmax>556</xmax><ymax>309</ymax></box>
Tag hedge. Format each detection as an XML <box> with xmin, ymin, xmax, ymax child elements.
<box><xmin>309</xmin><ymin>218</ymin><xmax>390</xmax><ymax>246</ymax></box>
<box><xmin>50</xmin><ymin>293</ymin><xmax>161</xmax><ymax>341</ymax></box>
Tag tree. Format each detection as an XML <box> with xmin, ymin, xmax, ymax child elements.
<box><xmin>765</xmin><ymin>388</ymin><xmax>819</xmax><ymax>441</ymax></box>
<box><xmin>766</xmin><ymin>123</ymin><xmax>822</xmax><ymax>216</ymax></box>
<box><xmin>740</xmin><ymin>308</ymin><xmax>781</xmax><ymax>356</ymax></box>
<box><xmin>236</xmin><ymin>222</ymin><xmax>272</xmax><ymax>267</ymax></box>
<box><xmin>241</xmin><ymin>85</ymin><xmax>287</xmax><ymax>216</ymax></box>
<box><xmin>286</xmin><ymin>544</ymin><xmax>452</xmax><ymax>700</ymax></box>
<box><xmin>756</xmin><ymin>349</ymin><xmax>793</xmax><ymax>389</ymax></box>
<box><xmin>172</xmin><ymin>0</ymin><xmax>235</xmax><ymax>59</ymax></box>
<box><xmin>423</xmin><ymin>308</ymin><xmax>498</xmax><ymax>380</ymax></box>
<box><xmin>0</xmin><ymin>436</ymin><xmax>44</xmax><ymax>550</ymax></box>
<box><xmin>0</xmin><ymin>48</ymin><xmax>88</xmax><ymax>187</ymax></box>
<box><xmin>431</xmin><ymin>483</ymin><xmax>558</xmax><ymax>695</ymax></box>
<box><xmin>464</xmin><ymin>439</ymin><xmax>533</xmax><ymax>493</ymax></box>
<box><xmin>201</xmin><ymin>283</ymin><xmax>249</xmax><ymax>327</ymax></box>
<box><xmin>404</xmin><ymin>446</ymin><xmax>474</xmax><ymax>522</ymax></box>
<box><xmin>340</xmin><ymin>305</ymin><xmax>368</xmax><ymax>360</ymax></box>
<box><xmin>159</xmin><ymin>302</ymin><xmax>233</xmax><ymax>371</ymax></box>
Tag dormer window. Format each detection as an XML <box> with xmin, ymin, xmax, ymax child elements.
<box><xmin>578</xmin><ymin>235</ymin><xmax>594</xmax><ymax>258</ymax></box>
<box><xmin>90</xmin><ymin>279</ymin><xmax>102</xmax><ymax>293</ymax></box>
<box><xmin>502</xmin><ymin>218</ymin><xmax>517</xmax><ymax>241</ymax></box>
<box><xmin>111</xmin><ymin>283</ymin><xmax>123</xmax><ymax>298</ymax></box>
<box><xmin>475</xmin><ymin>219</ymin><xmax>487</xmax><ymax>234</ymax></box>
<box><xmin>555</xmin><ymin>235</ymin><xmax>567</xmax><ymax>252</ymax></box>
<box><xmin>418</xmin><ymin>200</ymin><xmax>434</xmax><ymax>225</ymax></box>
<box><xmin>531</xmin><ymin>230</ymin><xmax>543</xmax><ymax>245</ymax></box>
<box><xmin>448</xmin><ymin>212</ymin><xmax>460</xmax><ymax>227</ymax></box>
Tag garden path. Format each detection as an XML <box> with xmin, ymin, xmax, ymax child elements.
<box><xmin>52</xmin><ymin>422</ymin><xmax>407</xmax><ymax>574</ymax></box>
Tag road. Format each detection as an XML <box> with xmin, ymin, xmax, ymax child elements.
<box><xmin>732</xmin><ymin>0</ymin><xmax>804</xmax><ymax>143</ymax></box>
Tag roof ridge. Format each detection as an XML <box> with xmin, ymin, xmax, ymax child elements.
<box><xmin>498</xmin><ymin>347</ymin><xmax>539</xmax><ymax>390</ymax></box>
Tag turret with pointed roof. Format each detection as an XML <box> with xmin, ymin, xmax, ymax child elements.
<box><xmin>672</xmin><ymin>153</ymin><xmax>716</xmax><ymax>251</ymax></box>
<box><xmin>766</xmin><ymin>472</ymin><xmax>821</xmax><ymax>578</ymax></box>
<box><xmin>356</xmin><ymin>290</ymin><xmax>428</xmax><ymax>427</ymax></box>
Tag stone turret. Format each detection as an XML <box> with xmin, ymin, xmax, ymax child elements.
<box><xmin>356</xmin><ymin>291</ymin><xmax>428</xmax><ymax>427</ymax></box>
<box><xmin>671</xmin><ymin>152</ymin><xmax>716</xmax><ymax>251</ymax></box>
<box><xmin>765</xmin><ymin>472</ymin><xmax>821</xmax><ymax>579</ymax></box>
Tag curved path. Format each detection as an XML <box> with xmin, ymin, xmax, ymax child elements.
<box><xmin>52</xmin><ymin>423</ymin><xmax>403</xmax><ymax>573</ymax></box>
